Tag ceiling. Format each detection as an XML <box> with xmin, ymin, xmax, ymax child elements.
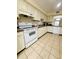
<box><xmin>26</xmin><ymin>0</ymin><xmax>62</xmax><ymax>15</ymax></box>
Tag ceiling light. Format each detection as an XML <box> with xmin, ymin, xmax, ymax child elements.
<box><xmin>57</xmin><ymin>2</ymin><xmax>61</xmax><ymax>8</ymax></box>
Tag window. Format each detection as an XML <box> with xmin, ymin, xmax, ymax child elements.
<box><xmin>56</xmin><ymin>18</ymin><xmax>60</xmax><ymax>21</ymax></box>
<box><xmin>54</xmin><ymin>21</ymin><xmax>59</xmax><ymax>26</ymax></box>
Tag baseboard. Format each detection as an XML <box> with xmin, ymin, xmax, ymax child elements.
<box><xmin>47</xmin><ymin>32</ymin><xmax>62</xmax><ymax>36</ymax></box>
<box><xmin>17</xmin><ymin>48</ymin><xmax>25</xmax><ymax>55</ymax></box>
<box><xmin>38</xmin><ymin>32</ymin><xmax>48</xmax><ymax>39</ymax></box>
<box><xmin>59</xmin><ymin>34</ymin><xmax>62</xmax><ymax>36</ymax></box>
<box><xmin>47</xmin><ymin>32</ymin><xmax>53</xmax><ymax>34</ymax></box>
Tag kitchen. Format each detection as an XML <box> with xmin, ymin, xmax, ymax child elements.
<box><xmin>17</xmin><ymin>0</ymin><xmax>62</xmax><ymax>59</ymax></box>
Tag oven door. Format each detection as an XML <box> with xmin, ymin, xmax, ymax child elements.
<box><xmin>29</xmin><ymin>31</ymin><xmax>37</xmax><ymax>41</ymax></box>
<box><xmin>24</xmin><ymin>28</ymin><xmax>37</xmax><ymax>44</ymax></box>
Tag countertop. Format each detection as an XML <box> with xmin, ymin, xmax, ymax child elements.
<box><xmin>38</xmin><ymin>25</ymin><xmax>62</xmax><ymax>28</ymax></box>
<box><xmin>17</xmin><ymin>26</ymin><xmax>38</xmax><ymax>32</ymax></box>
<box><xmin>17</xmin><ymin>29</ymin><xmax>24</xmax><ymax>32</ymax></box>
<box><xmin>38</xmin><ymin>26</ymin><xmax>46</xmax><ymax>28</ymax></box>
<box><xmin>47</xmin><ymin>25</ymin><xmax>62</xmax><ymax>27</ymax></box>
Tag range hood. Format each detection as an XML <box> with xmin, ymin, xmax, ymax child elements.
<box><xmin>18</xmin><ymin>9</ymin><xmax>34</xmax><ymax>18</ymax></box>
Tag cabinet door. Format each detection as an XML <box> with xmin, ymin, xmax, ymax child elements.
<box><xmin>18</xmin><ymin>0</ymin><xmax>26</xmax><ymax>11</ymax></box>
<box><xmin>33</xmin><ymin>10</ymin><xmax>41</xmax><ymax>21</ymax></box>
<box><xmin>58</xmin><ymin>27</ymin><xmax>62</xmax><ymax>34</ymax></box>
<box><xmin>17</xmin><ymin>0</ymin><xmax>31</xmax><ymax>16</ymax></box>
<box><xmin>38</xmin><ymin>27</ymin><xmax>47</xmax><ymax>38</ymax></box>
<box><xmin>60</xmin><ymin>27</ymin><xmax>62</xmax><ymax>34</ymax></box>
<box><xmin>47</xmin><ymin>26</ymin><xmax>53</xmax><ymax>33</ymax></box>
<box><xmin>52</xmin><ymin>27</ymin><xmax>57</xmax><ymax>34</ymax></box>
<box><xmin>28</xmin><ymin>5</ymin><xmax>34</xmax><ymax>17</ymax></box>
<box><xmin>52</xmin><ymin>27</ymin><xmax>61</xmax><ymax>34</ymax></box>
<box><xmin>17</xmin><ymin>32</ymin><xmax>25</xmax><ymax>53</ymax></box>
<box><xmin>38</xmin><ymin>28</ymin><xmax>41</xmax><ymax>38</ymax></box>
<box><xmin>38</xmin><ymin>28</ymin><xmax>43</xmax><ymax>38</ymax></box>
<box><xmin>42</xmin><ymin>27</ymin><xmax>47</xmax><ymax>33</ymax></box>
<box><xmin>27</xmin><ymin>5</ymin><xmax>31</xmax><ymax>13</ymax></box>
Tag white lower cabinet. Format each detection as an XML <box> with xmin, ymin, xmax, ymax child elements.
<box><xmin>38</xmin><ymin>27</ymin><xmax>47</xmax><ymax>38</ymax></box>
<box><xmin>47</xmin><ymin>26</ymin><xmax>62</xmax><ymax>34</ymax></box>
<box><xmin>52</xmin><ymin>27</ymin><xmax>62</xmax><ymax>34</ymax></box>
<box><xmin>52</xmin><ymin>27</ymin><xmax>59</xmax><ymax>34</ymax></box>
<box><xmin>47</xmin><ymin>26</ymin><xmax>53</xmax><ymax>33</ymax></box>
<box><xmin>17</xmin><ymin>31</ymin><xmax>25</xmax><ymax>53</ymax></box>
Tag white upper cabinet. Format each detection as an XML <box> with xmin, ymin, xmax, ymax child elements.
<box><xmin>26</xmin><ymin>4</ymin><xmax>33</xmax><ymax>16</ymax></box>
<box><xmin>33</xmin><ymin>10</ymin><xmax>47</xmax><ymax>21</ymax></box>
<box><xmin>38</xmin><ymin>27</ymin><xmax>47</xmax><ymax>38</ymax></box>
<box><xmin>17</xmin><ymin>0</ymin><xmax>28</xmax><ymax>15</ymax></box>
<box><xmin>17</xmin><ymin>0</ymin><xmax>47</xmax><ymax>20</ymax></box>
<box><xmin>47</xmin><ymin>26</ymin><xmax>53</xmax><ymax>33</ymax></box>
<box><xmin>17</xmin><ymin>0</ymin><xmax>26</xmax><ymax>11</ymax></box>
<box><xmin>33</xmin><ymin>10</ymin><xmax>41</xmax><ymax>21</ymax></box>
<box><xmin>17</xmin><ymin>0</ymin><xmax>32</xmax><ymax>16</ymax></box>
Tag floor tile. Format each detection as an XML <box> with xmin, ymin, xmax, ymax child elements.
<box><xmin>17</xmin><ymin>51</ymin><xmax>28</xmax><ymax>59</ymax></box>
<box><xmin>24</xmin><ymin>47</ymin><xmax>34</xmax><ymax>56</ymax></box>
<box><xmin>44</xmin><ymin>44</ymin><xmax>52</xmax><ymax>53</ymax></box>
<box><xmin>33</xmin><ymin>45</ymin><xmax>43</xmax><ymax>54</ymax></box>
<box><xmin>50</xmin><ymin>48</ymin><xmax>60</xmax><ymax>58</ymax></box>
<box><xmin>40</xmin><ymin>49</ymin><xmax>50</xmax><ymax>59</ymax></box>
<box><xmin>35</xmin><ymin>40</ymin><xmax>41</xmax><ymax>45</ymax></box>
<box><xmin>28</xmin><ymin>51</ymin><xmax>41</xmax><ymax>59</ymax></box>
<box><xmin>31</xmin><ymin>43</ymin><xmax>39</xmax><ymax>49</ymax></box>
<box><xmin>48</xmin><ymin>54</ymin><xmax>56</xmax><ymax>59</ymax></box>
<box><xmin>36</xmin><ymin>40</ymin><xmax>45</xmax><ymax>48</ymax></box>
<box><xmin>36</xmin><ymin>56</ymin><xmax>42</xmax><ymax>59</ymax></box>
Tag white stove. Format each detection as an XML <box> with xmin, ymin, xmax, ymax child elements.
<box><xmin>24</xmin><ymin>27</ymin><xmax>38</xmax><ymax>48</ymax></box>
<box><xmin>18</xmin><ymin>22</ymin><xmax>38</xmax><ymax>48</ymax></box>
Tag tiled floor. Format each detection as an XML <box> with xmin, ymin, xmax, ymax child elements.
<box><xmin>17</xmin><ymin>33</ymin><xmax>62</xmax><ymax>59</ymax></box>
